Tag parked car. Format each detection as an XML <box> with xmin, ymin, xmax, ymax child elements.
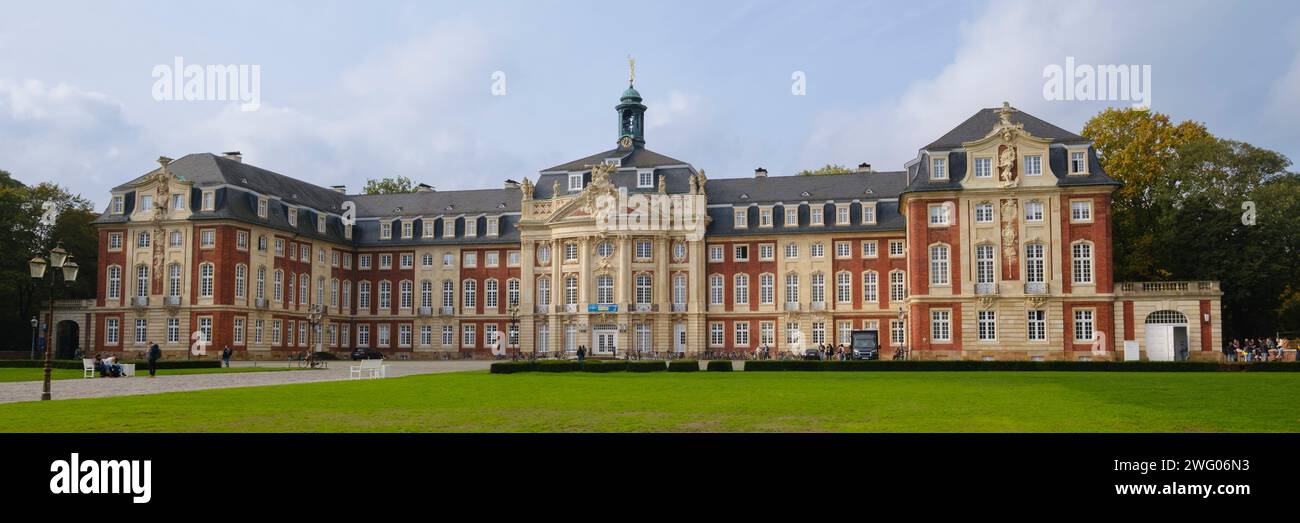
<box><xmin>350</xmin><ymin>348</ymin><xmax>384</xmax><ymax>361</ymax></box>
<box><xmin>802</xmin><ymin>348</ymin><xmax>821</xmax><ymax>360</ymax></box>
<box><xmin>851</xmin><ymin>330</ymin><xmax>880</xmax><ymax>360</ymax></box>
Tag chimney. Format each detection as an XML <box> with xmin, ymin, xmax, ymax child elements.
<box><xmin>416</xmin><ymin>183</ymin><xmax>435</xmax><ymax>193</ymax></box>
<box><xmin>330</xmin><ymin>185</ymin><xmax>347</xmax><ymax>194</ymax></box>
<box><xmin>222</xmin><ymin>151</ymin><xmax>243</xmax><ymax>163</ymax></box>
<box><xmin>857</xmin><ymin>162</ymin><xmax>873</xmax><ymax>173</ymax></box>
<box><xmin>754</xmin><ymin>167</ymin><xmax>768</xmax><ymax>178</ymax></box>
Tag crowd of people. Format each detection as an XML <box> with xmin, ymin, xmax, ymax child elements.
<box><xmin>1222</xmin><ymin>337</ymin><xmax>1293</xmax><ymax>362</ymax></box>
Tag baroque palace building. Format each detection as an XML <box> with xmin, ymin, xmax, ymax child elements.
<box><xmin>70</xmin><ymin>78</ymin><xmax>1223</xmax><ymax>361</ymax></box>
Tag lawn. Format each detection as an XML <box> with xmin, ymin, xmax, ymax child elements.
<box><xmin>0</xmin><ymin>366</ymin><xmax>296</xmax><ymax>383</ymax></box>
<box><xmin>0</xmin><ymin>371</ymin><xmax>1297</xmax><ymax>432</ymax></box>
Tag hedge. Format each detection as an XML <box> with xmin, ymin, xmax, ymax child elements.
<box><xmin>0</xmin><ymin>359</ymin><xmax>221</xmax><ymax>370</ymax></box>
<box><xmin>667</xmin><ymin>360</ymin><xmax>699</xmax><ymax>372</ymax></box>
<box><xmin>582</xmin><ymin>360</ymin><xmax>628</xmax><ymax>373</ymax></box>
<box><xmin>627</xmin><ymin>361</ymin><xmax>667</xmax><ymax>372</ymax></box>
<box><xmin>706</xmin><ymin>360</ymin><xmax>734</xmax><ymax>372</ymax></box>
<box><xmin>740</xmin><ymin>360</ymin><xmax>1300</xmax><ymax>372</ymax></box>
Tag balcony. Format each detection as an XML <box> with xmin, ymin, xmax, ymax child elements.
<box><xmin>1023</xmin><ymin>282</ymin><xmax>1048</xmax><ymax>295</ymax></box>
<box><xmin>672</xmin><ymin>303</ymin><xmax>687</xmax><ymax>313</ymax></box>
<box><xmin>418</xmin><ymin>306</ymin><xmax>433</xmax><ymax>317</ymax></box>
<box><xmin>633</xmin><ymin>303</ymin><xmax>657</xmax><ymax>313</ymax></box>
<box><xmin>784</xmin><ymin>302</ymin><xmax>801</xmax><ymax>312</ymax></box>
<box><xmin>255</xmin><ymin>298</ymin><xmax>269</xmax><ymax>309</ymax></box>
<box><xmin>163</xmin><ymin>296</ymin><xmax>182</xmax><ymax>306</ymax></box>
<box><xmin>1117</xmin><ymin>281</ymin><xmax>1221</xmax><ymax>296</ymax></box>
<box><xmin>975</xmin><ymin>283</ymin><xmax>998</xmax><ymax>295</ymax></box>
<box><xmin>564</xmin><ymin>304</ymin><xmax>578</xmax><ymax>313</ymax></box>
<box><xmin>439</xmin><ymin>306</ymin><xmax>455</xmax><ymax>316</ymax></box>
<box><xmin>810</xmin><ymin>301</ymin><xmax>826</xmax><ymax>311</ymax></box>
<box><xmin>131</xmin><ymin>296</ymin><xmax>149</xmax><ymax>307</ymax></box>
<box><xmin>536</xmin><ymin>304</ymin><xmax>550</xmax><ymax>314</ymax></box>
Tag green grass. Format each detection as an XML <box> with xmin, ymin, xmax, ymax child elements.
<box><xmin>0</xmin><ymin>366</ymin><xmax>296</xmax><ymax>383</ymax></box>
<box><xmin>0</xmin><ymin>371</ymin><xmax>1297</xmax><ymax>432</ymax></box>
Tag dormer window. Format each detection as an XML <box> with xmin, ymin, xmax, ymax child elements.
<box><xmin>974</xmin><ymin>157</ymin><xmax>992</xmax><ymax>178</ymax></box>
<box><xmin>835</xmin><ymin>204</ymin><xmax>850</xmax><ymax>225</ymax></box>
<box><xmin>785</xmin><ymin>207</ymin><xmax>798</xmax><ymax>226</ymax></box>
<box><xmin>759</xmin><ymin>207</ymin><xmax>773</xmax><ymax>227</ymax></box>
<box><xmin>172</xmin><ymin>194</ymin><xmax>185</xmax><ymax>210</ymax></box>
<box><xmin>201</xmin><ymin>191</ymin><xmax>215</xmax><ymax>211</ymax></box>
<box><xmin>257</xmin><ymin>198</ymin><xmax>268</xmax><ymax>218</ymax></box>
<box><xmin>1069</xmin><ymin>150</ymin><xmax>1088</xmax><ymax>174</ymax></box>
<box><xmin>465</xmin><ymin>218</ymin><xmax>477</xmax><ymax>237</ymax></box>
<box><xmin>287</xmin><ymin>208</ymin><xmax>298</xmax><ymax>227</ymax></box>
<box><xmin>139</xmin><ymin>195</ymin><xmax>153</xmax><ymax>213</ymax></box>
<box><xmin>317</xmin><ymin>215</ymin><xmax>327</xmax><ymax>234</ymax></box>
<box><xmin>637</xmin><ymin>170</ymin><xmax>653</xmax><ymax>188</ymax></box>
<box><xmin>931</xmin><ymin>157</ymin><xmax>948</xmax><ymax>180</ymax></box>
<box><xmin>380</xmin><ymin>222</ymin><xmax>392</xmax><ymax>239</ymax></box>
<box><xmin>401</xmin><ymin>220</ymin><xmax>413</xmax><ymax>239</ymax></box>
<box><xmin>423</xmin><ymin>220</ymin><xmax>435</xmax><ymax>238</ymax></box>
<box><xmin>1024</xmin><ymin>155</ymin><xmax>1042</xmax><ymax>176</ymax></box>
<box><xmin>811</xmin><ymin>207</ymin><xmax>824</xmax><ymax>226</ymax></box>
<box><xmin>111</xmin><ymin>195</ymin><xmax>124</xmax><ymax>214</ymax></box>
<box><xmin>568</xmin><ymin>173</ymin><xmax>583</xmax><ymax>191</ymax></box>
<box><xmin>734</xmin><ymin>208</ymin><xmax>748</xmax><ymax>229</ymax></box>
<box><xmin>344</xmin><ymin>224</ymin><xmax>353</xmax><ymax>240</ymax></box>
<box><xmin>862</xmin><ymin>203</ymin><xmax>876</xmax><ymax>224</ymax></box>
<box><xmin>486</xmin><ymin>217</ymin><xmax>499</xmax><ymax>236</ymax></box>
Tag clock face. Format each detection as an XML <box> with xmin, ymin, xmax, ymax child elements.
<box><xmin>619</xmin><ymin>136</ymin><xmax>632</xmax><ymax>148</ymax></box>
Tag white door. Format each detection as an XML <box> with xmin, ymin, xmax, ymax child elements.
<box><xmin>674</xmin><ymin>322</ymin><xmax>686</xmax><ymax>353</ymax></box>
<box><xmin>593</xmin><ymin>329</ymin><xmax>617</xmax><ymax>355</ymax></box>
<box><xmin>1145</xmin><ymin>325</ymin><xmax>1173</xmax><ymax>361</ymax></box>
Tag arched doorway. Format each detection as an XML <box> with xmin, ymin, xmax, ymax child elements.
<box><xmin>56</xmin><ymin>320</ymin><xmax>80</xmax><ymax>359</ymax></box>
<box><xmin>1144</xmin><ymin>310</ymin><xmax>1189</xmax><ymax>361</ymax></box>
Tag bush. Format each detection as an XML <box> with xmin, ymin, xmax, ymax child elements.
<box><xmin>706</xmin><ymin>360</ymin><xmax>733</xmax><ymax>372</ymax></box>
<box><xmin>667</xmin><ymin>360</ymin><xmax>699</xmax><ymax>372</ymax></box>
<box><xmin>582</xmin><ymin>360</ymin><xmax>628</xmax><ymax>373</ymax></box>
<box><xmin>627</xmin><ymin>360</ymin><xmax>666</xmax><ymax>372</ymax></box>
<box><xmin>740</xmin><ymin>360</ymin><xmax>1300</xmax><ymax>372</ymax></box>
<box><xmin>490</xmin><ymin>361</ymin><xmax>536</xmax><ymax>374</ymax></box>
<box><xmin>535</xmin><ymin>360</ymin><xmax>583</xmax><ymax>373</ymax></box>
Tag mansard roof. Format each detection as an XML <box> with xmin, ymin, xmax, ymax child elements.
<box><xmin>540</xmin><ymin>145</ymin><xmax>691</xmax><ymax>173</ymax></box>
<box><xmin>924</xmin><ymin>107</ymin><xmax>1088</xmax><ymax>150</ymax></box>
<box><xmin>705</xmin><ymin>170</ymin><xmax>907</xmax><ymax>204</ymax></box>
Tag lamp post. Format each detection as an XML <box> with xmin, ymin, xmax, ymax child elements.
<box><xmin>29</xmin><ymin>316</ymin><xmax>38</xmax><ymax>360</ymax></box>
<box><xmin>897</xmin><ymin>305</ymin><xmax>908</xmax><ymax>361</ymax></box>
<box><xmin>30</xmin><ymin>242</ymin><xmax>79</xmax><ymax>401</ymax></box>
<box><xmin>507</xmin><ymin>304</ymin><xmax>520</xmax><ymax>361</ymax></box>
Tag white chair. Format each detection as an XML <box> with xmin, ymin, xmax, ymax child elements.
<box><xmin>120</xmin><ymin>363</ymin><xmax>136</xmax><ymax>377</ymax></box>
<box><xmin>82</xmin><ymin>358</ymin><xmax>96</xmax><ymax>379</ymax></box>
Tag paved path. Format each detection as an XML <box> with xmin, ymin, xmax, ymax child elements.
<box><xmin>0</xmin><ymin>361</ymin><xmax>492</xmax><ymax>404</ymax></box>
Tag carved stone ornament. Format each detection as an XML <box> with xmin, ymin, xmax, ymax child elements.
<box><xmin>978</xmin><ymin>295</ymin><xmax>996</xmax><ymax>310</ymax></box>
<box><xmin>1025</xmin><ymin>295</ymin><xmax>1047</xmax><ymax>310</ymax></box>
<box><xmin>1000</xmin><ymin>199</ymin><xmax>1018</xmax><ymax>265</ymax></box>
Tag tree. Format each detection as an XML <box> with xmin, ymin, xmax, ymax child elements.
<box><xmin>796</xmin><ymin>164</ymin><xmax>853</xmax><ymax>176</ymax></box>
<box><xmin>362</xmin><ymin>175</ymin><xmax>416</xmax><ymax>194</ymax></box>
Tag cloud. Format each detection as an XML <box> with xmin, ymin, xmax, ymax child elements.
<box><xmin>797</xmin><ymin>0</ymin><xmax>1225</xmax><ymax>170</ymax></box>
<box><xmin>1267</xmin><ymin>21</ymin><xmax>1300</xmax><ymax>121</ymax></box>
<box><xmin>646</xmin><ymin>89</ymin><xmax>706</xmax><ymax>130</ymax></box>
<box><xmin>0</xmin><ymin>79</ymin><xmax>146</xmax><ymax>204</ymax></box>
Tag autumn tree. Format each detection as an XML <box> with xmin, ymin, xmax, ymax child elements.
<box><xmin>363</xmin><ymin>175</ymin><xmax>417</xmax><ymax>194</ymax></box>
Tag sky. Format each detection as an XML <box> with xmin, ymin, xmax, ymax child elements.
<box><xmin>1</xmin><ymin>0</ymin><xmax>1298</xmax><ymax>208</ymax></box>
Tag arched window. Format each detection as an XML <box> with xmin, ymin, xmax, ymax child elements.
<box><xmin>300</xmin><ymin>276</ymin><xmax>310</xmax><ymax>306</ymax></box>
<box><xmin>1145</xmin><ymin>310</ymin><xmax>1188</xmax><ymax>324</ymax></box>
<box><xmin>442</xmin><ymin>280</ymin><xmax>455</xmax><ymax>308</ymax></box>
<box><xmin>975</xmin><ymin>244</ymin><xmax>995</xmax><ymax>285</ymax></box>
<box><xmin>733</xmin><ymin>274</ymin><xmax>748</xmax><ymax>305</ymax></box>
<box><xmin>273</xmin><ymin>270</ymin><xmax>284</xmax><ymax>301</ymax></box>
<box><xmin>460</xmin><ymin>279</ymin><xmax>476</xmax><ymax>309</ymax></box>
<box><xmin>507</xmin><ymin>279</ymin><xmax>520</xmax><ymax>307</ymax></box>
<box><xmin>316</xmin><ymin>276</ymin><xmax>325</xmax><ymax>306</ymax></box>
<box><xmin>485</xmin><ymin>279</ymin><xmax>499</xmax><ymax>309</ymax></box>
<box><xmin>199</xmin><ymin>263</ymin><xmax>214</xmax><ymax>297</ymax></box>
<box><xmin>169</xmin><ymin>263</ymin><xmax>183</xmax><ymax>298</ymax></box>
<box><xmin>595</xmin><ymin>275</ymin><xmax>614</xmax><ymax>305</ymax></box>
<box><xmin>343</xmin><ymin>280</ymin><xmax>352</xmax><ymax>310</ymax></box>
<box><xmin>784</xmin><ymin>273</ymin><xmax>799</xmax><ymax>304</ymax></box>
<box><xmin>1025</xmin><ymin>243</ymin><xmax>1045</xmax><ymax>284</ymax></box>
<box><xmin>358</xmin><ymin>280</ymin><xmax>371</xmax><ymax>309</ymax></box>
<box><xmin>634</xmin><ymin>274</ymin><xmax>653</xmax><ymax>305</ymax></box>
<box><xmin>234</xmin><ymin>264</ymin><xmax>247</xmax><ymax>298</ymax></box>
<box><xmin>758</xmin><ymin>273</ymin><xmax>774</xmax><ymax>305</ymax></box>
<box><xmin>331</xmin><ymin>279</ymin><xmax>339</xmax><ymax>308</ymax></box>
<box><xmin>1072</xmin><ymin>242</ymin><xmax>1093</xmax><ymax>284</ymax></box>
<box><xmin>673</xmin><ymin>273</ymin><xmax>688</xmax><ymax>306</ymax></box>
<box><xmin>378</xmin><ymin>280</ymin><xmax>391</xmax><ymax>309</ymax></box>
<box><xmin>106</xmin><ymin>265</ymin><xmax>121</xmax><ymax>299</ymax></box>
<box><xmin>564</xmin><ymin>275</ymin><xmax>578</xmax><ymax>305</ymax></box>
<box><xmin>288</xmin><ymin>273</ymin><xmax>296</xmax><ymax>304</ymax></box>
<box><xmin>255</xmin><ymin>266</ymin><xmax>266</xmax><ymax>300</ymax></box>
<box><xmin>862</xmin><ymin>271</ymin><xmax>878</xmax><ymax>303</ymax></box>
<box><xmin>399</xmin><ymin>280</ymin><xmax>413</xmax><ymax>309</ymax></box>
<box><xmin>810</xmin><ymin>272</ymin><xmax>825</xmax><ymax>304</ymax></box>
<box><xmin>835</xmin><ymin>271</ymin><xmax>852</xmax><ymax>303</ymax></box>
<box><xmin>929</xmin><ymin>244</ymin><xmax>950</xmax><ymax>285</ymax></box>
<box><xmin>536</xmin><ymin>276</ymin><xmax>551</xmax><ymax>306</ymax></box>
<box><xmin>709</xmin><ymin>274</ymin><xmax>724</xmax><ymax>305</ymax></box>
<box><xmin>135</xmin><ymin>264</ymin><xmax>149</xmax><ymax>297</ymax></box>
<box><xmin>420</xmin><ymin>280</ymin><xmax>433</xmax><ymax>308</ymax></box>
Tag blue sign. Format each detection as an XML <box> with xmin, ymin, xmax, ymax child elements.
<box><xmin>588</xmin><ymin>304</ymin><xmax>618</xmax><ymax>313</ymax></box>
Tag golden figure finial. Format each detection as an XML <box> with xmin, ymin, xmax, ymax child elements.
<box><xmin>628</xmin><ymin>55</ymin><xmax>635</xmax><ymax>86</ymax></box>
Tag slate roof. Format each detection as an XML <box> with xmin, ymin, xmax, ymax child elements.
<box><xmin>924</xmin><ymin>107</ymin><xmax>1089</xmax><ymax>150</ymax></box>
<box><xmin>540</xmin><ymin>145</ymin><xmax>690</xmax><ymax>173</ymax></box>
<box><xmin>704</xmin><ymin>171</ymin><xmax>908</xmax><ymax>236</ymax></box>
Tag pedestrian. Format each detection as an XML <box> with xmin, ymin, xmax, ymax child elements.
<box><xmin>577</xmin><ymin>345</ymin><xmax>586</xmax><ymax>363</ymax></box>
<box><xmin>221</xmin><ymin>345</ymin><xmax>233</xmax><ymax>367</ymax></box>
<box><xmin>147</xmin><ymin>341</ymin><xmax>161</xmax><ymax>377</ymax></box>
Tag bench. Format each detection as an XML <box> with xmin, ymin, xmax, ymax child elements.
<box><xmin>349</xmin><ymin>359</ymin><xmax>389</xmax><ymax>379</ymax></box>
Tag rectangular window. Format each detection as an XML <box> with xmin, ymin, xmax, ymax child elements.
<box><xmin>889</xmin><ymin>240</ymin><xmax>905</xmax><ymax>257</ymax></box>
<box><xmin>167</xmin><ymin>318</ymin><xmax>180</xmax><ymax>343</ymax></box>
<box><xmin>465</xmin><ymin>219</ymin><xmax>477</xmax><ymax>237</ymax></box>
<box><xmin>931</xmin><ymin>158</ymin><xmax>947</xmax><ymax>179</ymax></box>
<box><xmin>379</xmin><ymin>254</ymin><xmax>393</xmax><ymax>269</ymax></box>
<box><xmin>759</xmin><ymin>207</ymin><xmax>772</xmax><ymax>227</ymax></box>
<box><xmin>758</xmin><ymin>243</ymin><xmax>774</xmax><ymax>261</ymax></box>
<box><xmin>810</xmin><ymin>243</ymin><xmax>824</xmax><ymax>258</ymax></box>
<box><xmin>861</xmin><ymin>204</ymin><xmax>876</xmax><ymax>224</ymax></box>
<box><xmin>462</xmin><ymin>324</ymin><xmax>477</xmax><ymax>348</ymax></box>
<box><xmin>862</xmin><ymin>241</ymin><xmax>877</xmax><ymax>258</ymax></box>
<box><xmin>568</xmin><ymin>172</ymin><xmax>583</xmax><ymax>191</ymax></box>
<box><xmin>444</xmin><ymin>218</ymin><xmax>456</xmax><ymax>239</ymax></box>
<box><xmin>135</xmin><ymin>318</ymin><xmax>148</xmax><ymax>344</ymax></box>
<box><xmin>1026</xmin><ymin>244</ymin><xmax>1045</xmax><ymax>284</ymax></box>
<box><xmin>928</xmin><ymin>204</ymin><xmax>949</xmax><ymax>226</ymax></box>
<box><xmin>380</xmin><ymin>222</ymin><xmax>392</xmax><ymax>239</ymax></box>
<box><xmin>1074</xmin><ymin>309</ymin><xmax>1095</xmax><ymax>342</ymax></box>
<box><xmin>233</xmin><ymin>317</ymin><xmax>246</xmax><ymax>344</ymax></box>
<box><xmin>442</xmin><ymin>325</ymin><xmax>454</xmax><ymax>346</ymax></box>
<box><xmin>709</xmin><ymin>323</ymin><xmax>724</xmax><ymax>347</ymax></box>
<box><xmin>975</xmin><ymin>202</ymin><xmax>994</xmax><ymax>223</ymax></box>
<box><xmin>172</xmin><ymin>193</ymin><xmax>185</xmax><ymax>210</ymax></box>
<box><xmin>929</xmin><ymin>245</ymin><xmax>950</xmax><ymax>286</ymax></box>
<box><xmin>1070</xmin><ymin>200</ymin><xmax>1093</xmax><ymax>222</ymax></box>
<box><xmin>1070</xmin><ymin>151</ymin><xmax>1087</xmax><ymax>174</ymax></box>
<box><xmin>811</xmin><ymin>207</ymin><xmax>824</xmax><ymax>226</ymax></box>
<box><xmin>811</xmin><ymin>322</ymin><xmax>825</xmax><ymax>345</ymax></box>
<box><xmin>1024</xmin><ymin>155</ymin><xmax>1042</xmax><ymax>176</ymax></box>
<box><xmin>401</xmin><ymin>221</ymin><xmax>413</xmax><ymax>239</ymax></box>
<box><xmin>288</xmin><ymin>208</ymin><xmax>298</xmax><ymax>227</ymax></box>
<box><xmin>785</xmin><ymin>243</ymin><xmax>799</xmax><ymax>259</ymax></box>
<box><xmin>891</xmin><ymin>320</ymin><xmax>905</xmax><ymax>345</ymax></box>
<box><xmin>638</xmin><ymin>170</ymin><xmax>653</xmax><ymax>188</ymax></box>
<box><xmin>108</xmin><ymin>233</ymin><xmax>123</xmax><ymax>251</ymax></box>
<box><xmin>1072</xmin><ymin>243</ymin><xmax>1093</xmax><ymax>284</ymax></box>
<box><xmin>202</xmin><ymin>192</ymin><xmax>214</xmax><ymax>211</ymax></box>
<box><xmin>977</xmin><ymin>311</ymin><xmax>996</xmax><ymax>341</ymax></box>
<box><xmin>1025</xmin><ymin>201</ymin><xmax>1044</xmax><ymax>221</ymax></box>
<box><xmin>733</xmin><ymin>208</ymin><xmax>747</xmax><ymax>228</ymax></box>
<box><xmin>708</xmin><ymin>245</ymin><xmax>724</xmax><ymax>262</ymax></box>
<box><xmin>930</xmin><ymin>310</ymin><xmax>951</xmax><ymax>342</ymax></box>
<box><xmin>111</xmin><ymin>196</ymin><xmax>124</xmax><ymax>214</ymax></box>
<box><xmin>733</xmin><ymin>244</ymin><xmax>748</xmax><ymax>261</ymax></box>
<box><xmin>734</xmin><ymin>322</ymin><xmax>749</xmax><ymax>347</ymax></box>
<box><xmin>1028</xmin><ymin>310</ymin><xmax>1046</xmax><ymax>341</ymax></box>
<box><xmin>486</xmin><ymin>217</ymin><xmax>499</xmax><ymax>236</ymax></box>
<box><xmin>106</xmin><ymin>318</ymin><xmax>120</xmax><ymax>345</ymax></box>
<box><xmin>836</xmin><ymin>205</ymin><xmax>850</xmax><ymax>225</ymax></box>
<box><xmin>835</xmin><ymin>241</ymin><xmax>851</xmax><ymax>259</ymax></box>
<box><xmin>974</xmin><ymin>157</ymin><xmax>992</xmax><ymax>178</ymax></box>
<box><xmin>760</xmin><ymin>321</ymin><xmax>775</xmax><ymax>346</ymax></box>
<box><xmin>785</xmin><ymin>208</ymin><xmax>798</xmax><ymax>226</ymax></box>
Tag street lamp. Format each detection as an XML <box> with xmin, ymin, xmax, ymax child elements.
<box><xmin>897</xmin><ymin>305</ymin><xmax>908</xmax><ymax>361</ymax></box>
<box><xmin>507</xmin><ymin>304</ymin><xmax>521</xmax><ymax>361</ymax></box>
<box><xmin>30</xmin><ymin>242</ymin><xmax>78</xmax><ymax>401</ymax></box>
<box><xmin>29</xmin><ymin>316</ymin><xmax>38</xmax><ymax>360</ymax></box>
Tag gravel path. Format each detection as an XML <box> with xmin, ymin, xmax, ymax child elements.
<box><xmin>0</xmin><ymin>360</ymin><xmax>492</xmax><ymax>404</ymax></box>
